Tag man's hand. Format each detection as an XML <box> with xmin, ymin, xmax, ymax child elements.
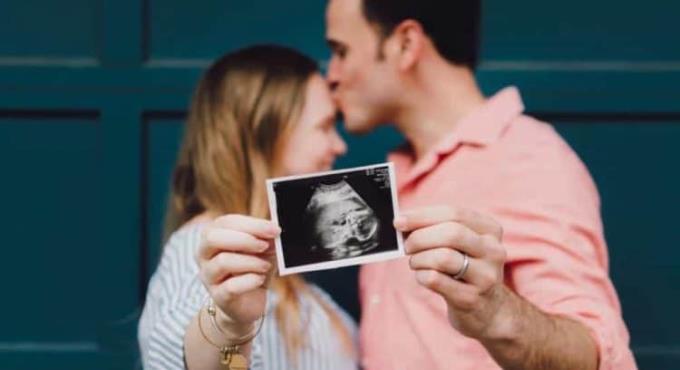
<box><xmin>396</xmin><ymin>205</ymin><xmax>599</xmax><ymax>370</ymax></box>
<box><xmin>395</xmin><ymin>205</ymin><xmax>510</xmax><ymax>340</ymax></box>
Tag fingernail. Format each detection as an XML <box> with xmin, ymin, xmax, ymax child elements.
<box><xmin>267</xmin><ymin>224</ymin><xmax>281</xmax><ymax>236</ymax></box>
<box><xmin>393</xmin><ymin>216</ymin><xmax>407</xmax><ymax>230</ymax></box>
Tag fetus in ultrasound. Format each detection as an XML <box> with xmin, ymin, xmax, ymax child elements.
<box><xmin>304</xmin><ymin>180</ymin><xmax>380</xmax><ymax>260</ymax></box>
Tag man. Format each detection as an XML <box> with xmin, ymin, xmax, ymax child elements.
<box><xmin>325</xmin><ymin>1</ymin><xmax>637</xmax><ymax>369</ymax></box>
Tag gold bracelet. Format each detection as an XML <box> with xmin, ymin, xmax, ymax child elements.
<box><xmin>207</xmin><ymin>299</ymin><xmax>264</xmax><ymax>344</ymax></box>
<box><xmin>197</xmin><ymin>302</ymin><xmax>264</xmax><ymax>370</ymax></box>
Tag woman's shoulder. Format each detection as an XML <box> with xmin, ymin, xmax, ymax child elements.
<box><xmin>153</xmin><ymin>221</ymin><xmax>208</xmax><ymax>280</ymax></box>
<box><xmin>163</xmin><ymin>222</ymin><xmax>208</xmax><ymax>256</ymax></box>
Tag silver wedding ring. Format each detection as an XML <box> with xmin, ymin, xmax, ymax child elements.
<box><xmin>452</xmin><ymin>252</ymin><xmax>470</xmax><ymax>280</ymax></box>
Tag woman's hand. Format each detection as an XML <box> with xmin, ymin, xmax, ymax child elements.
<box><xmin>197</xmin><ymin>214</ymin><xmax>280</xmax><ymax>336</ymax></box>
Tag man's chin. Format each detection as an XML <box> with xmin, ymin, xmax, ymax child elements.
<box><xmin>342</xmin><ymin>116</ymin><xmax>376</xmax><ymax>135</ymax></box>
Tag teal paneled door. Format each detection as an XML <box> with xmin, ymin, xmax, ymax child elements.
<box><xmin>0</xmin><ymin>0</ymin><xmax>678</xmax><ymax>369</ymax></box>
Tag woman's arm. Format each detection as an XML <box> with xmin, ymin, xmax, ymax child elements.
<box><xmin>187</xmin><ymin>214</ymin><xmax>280</xmax><ymax>369</ymax></box>
<box><xmin>184</xmin><ymin>308</ymin><xmax>255</xmax><ymax>370</ymax></box>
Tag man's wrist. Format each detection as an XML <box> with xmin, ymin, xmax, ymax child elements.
<box><xmin>478</xmin><ymin>286</ymin><xmax>524</xmax><ymax>344</ymax></box>
<box><xmin>474</xmin><ymin>287</ymin><xmax>531</xmax><ymax>368</ymax></box>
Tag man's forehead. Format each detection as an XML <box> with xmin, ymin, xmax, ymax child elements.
<box><xmin>326</xmin><ymin>0</ymin><xmax>364</xmax><ymax>30</ymax></box>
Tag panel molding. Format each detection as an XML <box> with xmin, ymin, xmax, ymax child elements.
<box><xmin>634</xmin><ymin>346</ymin><xmax>680</xmax><ymax>356</ymax></box>
<box><xmin>0</xmin><ymin>109</ymin><xmax>100</xmax><ymax>119</ymax></box>
<box><xmin>0</xmin><ymin>342</ymin><xmax>99</xmax><ymax>353</ymax></box>
<box><xmin>480</xmin><ymin>60</ymin><xmax>680</xmax><ymax>72</ymax></box>
<box><xmin>143</xmin><ymin>58</ymin><xmax>680</xmax><ymax>72</ymax></box>
<box><xmin>534</xmin><ymin>112</ymin><xmax>680</xmax><ymax>122</ymax></box>
<box><xmin>139</xmin><ymin>110</ymin><xmax>186</xmax><ymax>301</ymax></box>
<box><xmin>0</xmin><ymin>57</ymin><xmax>99</xmax><ymax>68</ymax></box>
<box><xmin>144</xmin><ymin>58</ymin><xmax>212</xmax><ymax>68</ymax></box>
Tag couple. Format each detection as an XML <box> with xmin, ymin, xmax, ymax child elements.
<box><xmin>139</xmin><ymin>1</ymin><xmax>637</xmax><ymax>369</ymax></box>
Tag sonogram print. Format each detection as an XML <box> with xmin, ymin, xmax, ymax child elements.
<box><xmin>305</xmin><ymin>180</ymin><xmax>380</xmax><ymax>260</ymax></box>
<box><xmin>267</xmin><ymin>163</ymin><xmax>404</xmax><ymax>275</ymax></box>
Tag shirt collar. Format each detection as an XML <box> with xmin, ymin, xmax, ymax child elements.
<box><xmin>390</xmin><ymin>86</ymin><xmax>525</xmax><ymax>189</ymax></box>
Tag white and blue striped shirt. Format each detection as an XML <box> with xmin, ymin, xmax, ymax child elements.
<box><xmin>138</xmin><ymin>223</ymin><xmax>358</xmax><ymax>370</ymax></box>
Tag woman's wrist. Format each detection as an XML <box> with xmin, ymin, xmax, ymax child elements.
<box><xmin>214</xmin><ymin>307</ymin><xmax>259</xmax><ymax>341</ymax></box>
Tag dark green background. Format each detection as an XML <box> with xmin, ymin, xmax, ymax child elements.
<box><xmin>1</xmin><ymin>0</ymin><xmax>678</xmax><ymax>368</ymax></box>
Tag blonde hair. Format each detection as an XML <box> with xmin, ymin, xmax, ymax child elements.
<box><xmin>164</xmin><ymin>45</ymin><xmax>353</xmax><ymax>361</ymax></box>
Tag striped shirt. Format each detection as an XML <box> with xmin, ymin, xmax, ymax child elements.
<box><xmin>138</xmin><ymin>222</ymin><xmax>358</xmax><ymax>370</ymax></box>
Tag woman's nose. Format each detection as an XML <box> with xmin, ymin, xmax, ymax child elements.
<box><xmin>333</xmin><ymin>131</ymin><xmax>347</xmax><ymax>156</ymax></box>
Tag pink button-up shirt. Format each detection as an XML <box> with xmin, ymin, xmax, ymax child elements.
<box><xmin>359</xmin><ymin>87</ymin><xmax>637</xmax><ymax>370</ymax></box>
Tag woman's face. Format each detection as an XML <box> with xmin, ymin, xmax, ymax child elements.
<box><xmin>280</xmin><ymin>73</ymin><xmax>347</xmax><ymax>175</ymax></box>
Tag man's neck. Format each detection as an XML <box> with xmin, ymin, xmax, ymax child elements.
<box><xmin>393</xmin><ymin>64</ymin><xmax>486</xmax><ymax>161</ymax></box>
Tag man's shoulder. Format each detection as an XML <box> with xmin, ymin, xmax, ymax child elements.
<box><xmin>491</xmin><ymin>114</ymin><xmax>600</xmax><ymax>206</ymax></box>
<box><xmin>503</xmin><ymin>114</ymin><xmax>563</xmax><ymax>147</ymax></box>
<box><xmin>494</xmin><ymin>114</ymin><xmax>581</xmax><ymax>165</ymax></box>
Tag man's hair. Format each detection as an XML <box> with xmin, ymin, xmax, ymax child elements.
<box><xmin>361</xmin><ymin>0</ymin><xmax>482</xmax><ymax>69</ymax></box>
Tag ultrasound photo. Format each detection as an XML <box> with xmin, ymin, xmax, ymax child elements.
<box><xmin>267</xmin><ymin>163</ymin><xmax>404</xmax><ymax>275</ymax></box>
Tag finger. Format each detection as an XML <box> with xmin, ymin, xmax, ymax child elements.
<box><xmin>409</xmin><ymin>248</ymin><xmax>497</xmax><ymax>287</ymax></box>
<box><xmin>415</xmin><ymin>269</ymin><xmax>481</xmax><ymax>312</ymax></box>
<box><xmin>409</xmin><ymin>247</ymin><xmax>467</xmax><ymax>276</ymax></box>
<box><xmin>214</xmin><ymin>273</ymin><xmax>267</xmax><ymax>297</ymax></box>
<box><xmin>201</xmin><ymin>228</ymin><xmax>270</xmax><ymax>259</ymax></box>
<box><xmin>480</xmin><ymin>234</ymin><xmax>507</xmax><ymax>264</ymax></box>
<box><xmin>259</xmin><ymin>239</ymin><xmax>278</xmax><ymax>257</ymax></box>
<box><xmin>203</xmin><ymin>252</ymin><xmax>272</xmax><ymax>284</ymax></box>
<box><xmin>214</xmin><ymin>214</ymin><xmax>281</xmax><ymax>239</ymax></box>
<box><xmin>404</xmin><ymin>221</ymin><xmax>484</xmax><ymax>257</ymax></box>
<box><xmin>395</xmin><ymin>206</ymin><xmax>502</xmax><ymax>239</ymax></box>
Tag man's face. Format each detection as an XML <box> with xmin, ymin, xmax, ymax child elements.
<box><xmin>325</xmin><ymin>0</ymin><xmax>399</xmax><ymax>134</ymax></box>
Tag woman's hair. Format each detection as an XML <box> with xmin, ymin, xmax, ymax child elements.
<box><xmin>164</xmin><ymin>45</ymin><xmax>353</xmax><ymax>361</ymax></box>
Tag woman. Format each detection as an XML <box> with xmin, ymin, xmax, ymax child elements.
<box><xmin>138</xmin><ymin>45</ymin><xmax>356</xmax><ymax>370</ymax></box>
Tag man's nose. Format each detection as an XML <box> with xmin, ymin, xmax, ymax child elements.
<box><xmin>326</xmin><ymin>58</ymin><xmax>341</xmax><ymax>91</ymax></box>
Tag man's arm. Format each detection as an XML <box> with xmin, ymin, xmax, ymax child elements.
<box><xmin>477</xmin><ymin>285</ymin><xmax>597</xmax><ymax>370</ymax></box>
<box><xmin>397</xmin><ymin>206</ymin><xmax>598</xmax><ymax>370</ymax></box>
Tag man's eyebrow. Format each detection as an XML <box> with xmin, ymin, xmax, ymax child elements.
<box><xmin>326</xmin><ymin>39</ymin><xmax>343</xmax><ymax>49</ymax></box>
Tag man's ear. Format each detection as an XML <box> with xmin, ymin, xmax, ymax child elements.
<box><xmin>390</xmin><ymin>20</ymin><xmax>425</xmax><ymax>71</ymax></box>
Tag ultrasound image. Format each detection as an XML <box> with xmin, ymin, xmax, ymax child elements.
<box><xmin>269</xmin><ymin>164</ymin><xmax>400</xmax><ymax>270</ymax></box>
<box><xmin>305</xmin><ymin>180</ymin><xmax>380</xmax><ymax>260</ymax></box>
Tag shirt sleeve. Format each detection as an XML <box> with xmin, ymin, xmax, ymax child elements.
<box><xmin>138</xmin><ymin>223</ymin><xmax>358</xmax><ymax>370</ymax></box>
<box><xmin>138</xmin><ymin>225</ymin><xmax>208</xmax><ymax>370</ymax></box>
<box><xmin>491</xmin><ymin>124</ymin><xmax>637</xmax><ymax>370</ymax></box>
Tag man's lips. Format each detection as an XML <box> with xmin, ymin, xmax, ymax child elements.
<box><xmin>331</xmin><ymin>92</ymin><xmax>343</xmax><ymax>107</ymax></box>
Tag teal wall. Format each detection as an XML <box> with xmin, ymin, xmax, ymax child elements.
<box><xmin>0</xmin><ymin>1</ymin><xmax>678</xmax><ymax>369</ymax></box>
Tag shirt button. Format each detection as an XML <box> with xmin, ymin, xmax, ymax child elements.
<box><xmin>370</xmin><ymin>294</ymin><xmax>381</xmax><ymax>305</ymax></box>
